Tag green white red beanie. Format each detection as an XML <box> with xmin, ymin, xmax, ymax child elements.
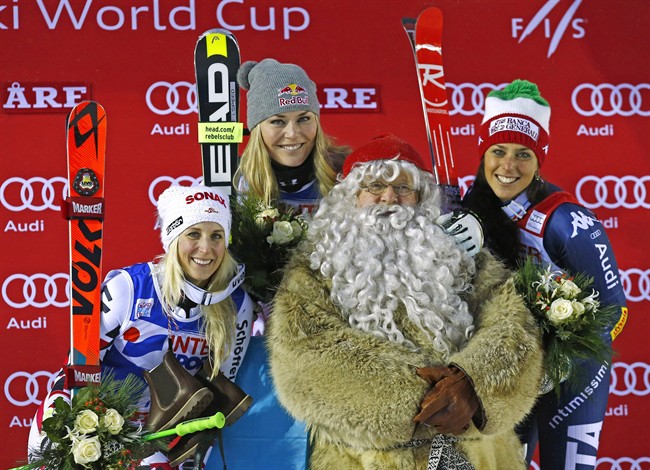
<box><xmin>478</xmin><ymin>79</ymin><xmax>551</xmax><ymax>166</ymax></box>
<box><xmin>157</xmin><ymin>185</ymin><xmax>231</xmax><ymax>252</ymax></box>
<box><xmin>237</xmin><ymin>58</ymin><xmax>320</xmax><ymax>130</ymax></box>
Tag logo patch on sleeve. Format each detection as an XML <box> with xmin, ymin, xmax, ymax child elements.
<box><xmin>525</xmin><ymin>210</ymin><xmax>547</xmax><ymax>234</ymax></box>
<box><xmin>135</xmin><ymin>298</ymin><xmax>154</xmax><ymax>318</ymax></box>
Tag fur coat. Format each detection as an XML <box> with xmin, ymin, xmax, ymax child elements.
<box><xmin>267</xmin><ymin>245</ymin><xmax>543</xmax><ymax>469</ymax></box>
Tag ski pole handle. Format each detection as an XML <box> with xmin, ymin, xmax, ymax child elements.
<box><xmin>143</xmin><ymin>411</ymin><xmax>226</xmax><ymax>441</ymax></box>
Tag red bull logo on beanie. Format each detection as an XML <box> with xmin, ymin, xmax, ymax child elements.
<box><xmin>278</xmin><ymin>83</ymin><xmax>310</xmax><ymax>107</ymax></box>
<box><xmin>278</xmin><ymin>83</ymin><xmax>307</xmax><ymax>96</ymax></box>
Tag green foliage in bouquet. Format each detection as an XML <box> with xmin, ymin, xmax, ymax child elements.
<box><xmin>26</xmin><ymin>371</ymin><xmax>163</xmax><ymax>470</ymax></box>
<box><xmin>515</xmin><ymin>258</ymin><xmax>621</xmax><ymax>394</ymax></box>
<box><xmin>229</xmin><ymin>194</ymin><xmax>308</xmax><ymax>304</ymax></box>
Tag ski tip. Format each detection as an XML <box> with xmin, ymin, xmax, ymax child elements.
<box><xmin>198</xmin><ymin>28</ymin><xmax>239</xmax><ymax>41</ymax></box>
<box><xmin>417</xmin><ymin>6</ymin><xmax>443</xmax><ymax>22</ymax></box>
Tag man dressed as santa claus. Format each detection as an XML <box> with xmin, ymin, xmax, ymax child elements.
<box><xmin>267</xmin><ymin>134</ymin><xmax>544</xmax><ymax>469</ymax></box>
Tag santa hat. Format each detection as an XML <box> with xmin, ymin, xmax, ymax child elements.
<box><xmin>157</xmin><ymin>185</ymin><xmax>231</xmax><ymax>252</ymax></box>
<box><xmin>478</xmin><ymin>79</ymin><xmax>551</xmax><ymax>166</ymax></box>
<box><xmin>342</xmin><ymin>134</ymin><xmax>432</xmax><ymax>177</ymax></box>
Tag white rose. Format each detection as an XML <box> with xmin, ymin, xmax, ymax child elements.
<box><xmin>102</xmin><ymin>408</ymin><xmax>124</xmax><ymax>435</ymax></box>
<box><xmin>558</xmin><ymin>279</ymin><xmax>581</xmax><ymax>299</ymax></box>
<box><xmin>571</xmin><ymin>300</ymin><xmax>586</xmax><ymax>317</ymax></box>
<box><xmin>255</xmin><ymin>208</ymin><xmax>280</xmax><ymax>227</ymax></box>
<box><xmin>267</xmin><ymin>221</ymin><xmax>294</xmax><ymax>245</ymax></box>
<box><xmin>290</xmin><ymin>220</ymin><xmax>304</xmax><ymax>237</ymax></box>
<box><xmin>548</xmin><ymin>298</ymin><xmax>575</xmax><ymax>324</ymax></box>
<box><xmin>74</xmin><ymin>409</ymin><xmax>99</xmax><ymax>434</ymax></box>
<box><xmin>72</xmin><ymin>435</ymin><xmax>101</xmax><ymax>465</ymax></box>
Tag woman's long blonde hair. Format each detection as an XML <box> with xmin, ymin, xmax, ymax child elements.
<box><xmin>154</xmin><ymin>240</ymin><xmax>238</xmax><ymax>371</ymax></box>
<box><xmin>233</xmin><ymin>115</ymin><xmax>343</xmax><ymax>204</ymax></box>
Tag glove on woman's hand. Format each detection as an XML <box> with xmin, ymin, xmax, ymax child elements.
<box><xmin>436</xmin><ymin>210</ymin><xmax>484</xmax><ymax>257</ymax></box>
<box><xmin>413</xmin><ymin>366</ymin><xmax>479</xmax><ymax>435</ymax></box>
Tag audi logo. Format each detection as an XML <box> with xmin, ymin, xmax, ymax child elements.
<box><xmin>2</xmin><ymin>273</ymin><xmax>70</xmax><ymax>309</ymax></box>
<box><xmin>446</xmin><ymin>82</ymin><xmax>508</xmax><ymax>116</ymax></box>
<box><xmin>609</xmin><ymin>361</ymin><xmax>650</xmax><ymax>397</ymax></box>
<box><xmin>620</xmin><ymin>269</ymin><xmax>650</xmax><ymax>303</ymax></box>
<box><xmin>571</xmin><ymin>83</ymin><xmax>650</xmax><ymax>117</ymax></box>
<box><xmin>146</xmin><ymin>81</ymin><xmax>197</xmax><ymax>116</ymax></box>
<box><xmin>148</xmin><ymin>175</ymin><xmax>203</xmax><ymax>206</ymax></box>
<box><xmin>5</xmin><ymin>370</ymin><xmax>58</xmax><ymax>406</ymax></box>
<box><xmin>1</xmin><ymin>176</ymin><xmax>67</xmax><ymax>212</ymax></box>
<box><xmin>595</xmin><ymin>457</ymin><xmax>650</xmax><ymax>469</ymax></box>
<box><xmin>575</xmin><ymin>175</ymin><xmax>649</xmax><ymax>210</ymax></box>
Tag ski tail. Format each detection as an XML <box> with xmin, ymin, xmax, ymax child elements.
<box><xmin>63</xmin><ymin>101</ymin><xmax>106</xmax><ymax>389</ymax></box>
<box><xmin>194</xmin><ymin>29</ymin><xmax>242</xmax><ymax>192</ymax></box>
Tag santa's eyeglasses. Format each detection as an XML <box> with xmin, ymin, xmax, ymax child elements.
<box><xmin>361</xmin><ymin>181</ymin><xmax>416</xmax><ymax>196</ymax></box>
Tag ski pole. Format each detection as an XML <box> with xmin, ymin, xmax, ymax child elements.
<box><xmin>143</xmin><ymin>411</ymin><xmax>226</xmax><ymax>441</ymax></box>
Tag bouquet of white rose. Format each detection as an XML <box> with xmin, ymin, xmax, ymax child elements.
<box><xmin>24</xmin><ymin>371</ymin><xmax>162</xmax><ymax>470</ymax></box>
<box><xmin>229</xmin><ymin>194</ymin><xmax>308</xmax><ymax>305</ymax></box>
<box><xmin>515</xmin><ymin>259</ymin><xmax>620</xmax><ymax>394</ymax></box>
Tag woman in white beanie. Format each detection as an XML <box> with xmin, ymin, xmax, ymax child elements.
<box><xmin>233</xmin><ymin>58</ymin><xmax>348</xmax><ymax>212</ymax></box>
<box><xmin>28</xmin><ymin>184</ymin><xmax>255</xmax><ymax>468</ymax></box>
<box><xmin>462</xmin><ymin>79</ymin><xmax>627</xmax><ymax>469</ymax></box>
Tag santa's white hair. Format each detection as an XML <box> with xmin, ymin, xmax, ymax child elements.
<box><xmin>308</xmin><ymin>159</ymin><xmax>476</xmax><ymax>360</ymax></box>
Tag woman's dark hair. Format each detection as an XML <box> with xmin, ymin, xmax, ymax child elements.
<box><xmin>462</xmin><ymin>159</ymin><xmax>551</xmax><ymax>269</ymax></box>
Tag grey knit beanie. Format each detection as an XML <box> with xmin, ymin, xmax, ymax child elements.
<box><xmin>237</xmin><ymin>58</ymin><xmax>320</xmax><ymax>130</ymax></box>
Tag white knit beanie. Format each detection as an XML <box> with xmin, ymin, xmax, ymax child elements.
<box><xmin>478</xmin><ymin>79</ymin><xmax>551</xmax><ymax>166</ymax></box>
<box><xmin>157</xmin><ymin>185</ymin><xmax>231</xmax><ymax>252</ymax></box>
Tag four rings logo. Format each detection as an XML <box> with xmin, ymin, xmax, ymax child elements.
<box><xmin>572</xmin><ymin>83</ymin><xmax>650</xmax><ymax>117</ymax></box>
<box><xmin>620</xmin><ymin>268</ymin><xmax>650</xmax><ymax>303</ymax></box>
<box><xmin>575</xmin><ymin>175</ymin><xmax>649</xmax><ymax>210</ymax></box>
<box><xmin>1</xmin><ymin>176</ymin><xmax>67</xmax><ymax>212</ymax></box>
<box><xmin>146</xmin><ymin>81</ymin><xmax>197</xmax><ymax>116</ymax></box>
<box><xmin>594</xmin><ymin>457</ymin><xmax>650</xmax><ymax>470</ymax></box>
<box><xmin>610</xmin><ymin>362</ymin><xmax>650</xmax><ymax>397</ymax></box>
<box><xmin>2</xmin><ymin>273</ymin><xmax>70</xmax><ymax>309</ymax></box>
<box><xmin>148</xmin><ymin>175</ymin><xmax>202</xmax><ymax>207</ymax></box>
<box><xmin>5</xmin><ymin>370</ymin><xmax>58</xmax><ymax>406</ymax></box>
<box><xmin>447</xmin><ymin>83</ymin><xmax>507</xmax><ymax>116</ymax></box>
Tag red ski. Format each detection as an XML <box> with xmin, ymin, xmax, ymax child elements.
<box><xmin>403</xmin><ymin>7</ymin><xmax>460</xmax><ymax>208</ymax></box>
<box><xmin>62</xmin><ymin>101</ymin><xmax>106</xmax><ymax>389</ymax></box>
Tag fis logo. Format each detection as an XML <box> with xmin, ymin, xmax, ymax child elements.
<box><xmin>278</xmin><ymin>84</ymin><xmax>307</xmax><ymax>96</ymax></box>
<box><xmin>511</xmin><ymin>0</ymin><xmax>586</xmax><ymax>57</ymax></box>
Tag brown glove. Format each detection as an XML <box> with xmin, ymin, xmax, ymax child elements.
<box><xmin>413</xmin><ymin>365</ymin><xmax>480</xmax><ymax>435</ymax></box>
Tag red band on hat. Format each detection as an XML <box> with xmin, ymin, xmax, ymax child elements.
<box><xmin>478</xmin><ymin>114</ymin><xmax>549</xmax><ymax>166</ymax></box>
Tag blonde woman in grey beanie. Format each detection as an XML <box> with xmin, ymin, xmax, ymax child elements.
<box><xmin>233</xmin><ymin>58</ymin><xmax>349</xmax><ymax>212</ymax></box>
<box><xmin>28</xmin><ymin>185</ymin><xmax>255</xmax><ymax>468</ymax></box>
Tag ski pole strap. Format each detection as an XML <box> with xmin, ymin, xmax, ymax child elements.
<box><xmin>143</xmin><ymin>412</ymin><xmax>226</xmax><ymax>441</ymax></box>
<box><xmin>61</xmin><ymin>196</ymin><xmax>106</xmax><ymax>220</ymax></box>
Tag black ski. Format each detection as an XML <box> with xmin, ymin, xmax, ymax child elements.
<box><xmin>194</xmin><ymin>29</ymin><xmax>242</xmax><ymax>191</ymax></box>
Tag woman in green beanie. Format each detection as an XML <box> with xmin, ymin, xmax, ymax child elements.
<box><xmin>462</xmin><ymin>79</ymin><xmax>627</xmax><ymax>469</ymax></box>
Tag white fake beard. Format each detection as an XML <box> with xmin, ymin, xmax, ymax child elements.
<box><xmin>310</xmin><ymin>203</ymin><xmax>476</xmax><ymax>360</ymax></box>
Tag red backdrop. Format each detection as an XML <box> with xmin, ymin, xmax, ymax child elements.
<box><xmin>1</xmin><ymin>1</ymin><xmax>648</xmax><ymax>468</ymax></box>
